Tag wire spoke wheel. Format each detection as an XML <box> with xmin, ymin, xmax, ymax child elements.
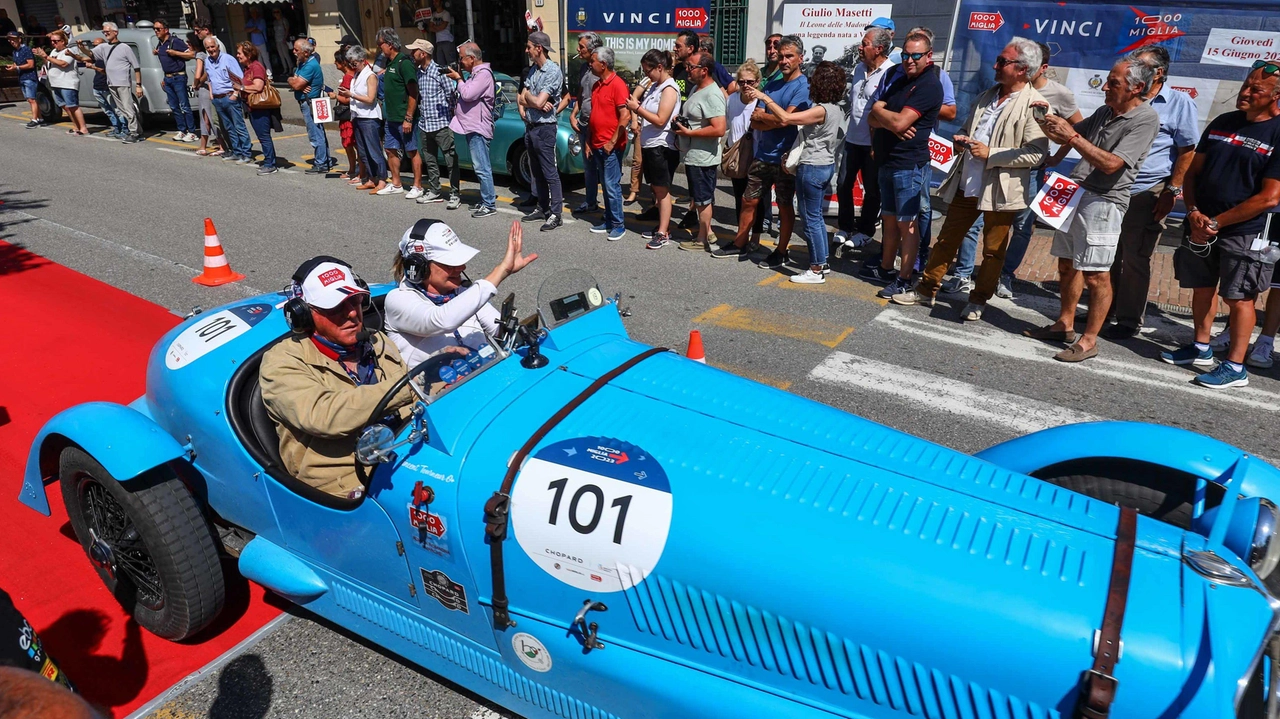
<box><xmin>77</xmin><ymin>474</ymin><xmax>166</xmax><ymax>611</ymax></box>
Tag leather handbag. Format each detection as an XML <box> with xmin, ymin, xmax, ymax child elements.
<box><xmin>720</xmin><ymin>132</ymin><xmax>753</xmax><ymax>179</ymax></box>
<box><xmin>247</xmin><ymin>82</ymin><xmax>281</xmax><ymax>111</ymax></box>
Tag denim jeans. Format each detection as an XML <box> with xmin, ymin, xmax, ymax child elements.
<box><xmin>466</xmin><ymin>132</ymin><xmax>496</xmax><ymax>210</ymax></box>
<box><xmin>162</xmin><ymin>75</ymin><xmax>195</xmax><ymax>134</ymax></box>
<box><xmin>592</xmin><ymin>146</ymin><xmax>625</xmax><ymax>230</ymax></box>
<box><xmin>94</xmin><ymin>89</ymin><xmax>127</xmax><ymax>134</ymax></box>
<box><xmin>353</xmin><ymin>117</ymin><xmax>387</xmax><ymax>181</ymax></box>
<box><xmin>212</xmin><ymin>96</ymin><xmax>252</xmax><ymax>158</ymax></box>
<box><xmin>578</xmin><ymin>128</ymin><xmax>599</xmax><ymax>207</ymax></box>
<box><xmin>248</xmin><ymin>109</ymin><xmax>276</xmax><ymax>168</ymax></box>
<box><xmin>300</xmin><ymin>101</ymin><xmax>331</xmax><ymax>167</ymax></box>
<box><xmin>916</xmin><ymin>164</ymin><xmax>934</xmax><ymax>271</ymax></box>
<box><xmin>954</xmin><ymin>167</ymin><xmax>1044</xmax><ymax>278</ymax></box>
<box><xmin>797</xmin><ymin>163</ymin><xmax>835</xmax><ymax>266</ymax></box>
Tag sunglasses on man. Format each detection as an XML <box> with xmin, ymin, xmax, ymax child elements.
<box><xmin>903</xmin><ymin>51</ymin><xmax>929</xmax><ymax>62</ymax></box>
<box><xmin>1252</xmin><ymin>59</ymin><xmax>1280</xmax><ymax>76</ymax></box>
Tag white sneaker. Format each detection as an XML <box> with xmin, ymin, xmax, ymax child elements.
<box><xmin>1248</xmin><ymin>339</ymin><xmax>1275</xmax><ymax>368</ymax></box>
<box><xmin>173</xmin><ymin>131</ymin><xmax>186</xmax><ymax>140</ymax></box>
<box><xmin>184</xmin><ymin>132</ymin><xmax>199</xmax><ymax>142</ymax></box>
<box><xmin>832</xmin><ymin>231</ymin><xmax>849</xmax><ymax>249</ymax></box>
<box><xmin>1209</xmin><ymin>328</ymin><xmax>1232</xmax><ymax>352</ymax></box>
<box><xmin>376</xmin><ymin>185</ymin><xmax>404</xmax><ymax>196</ymax></box>
<box><xmin>790</xmin><ymin>269</ymin><xmax>826</xmax><ymax>284</ymax></box>
<box><xmin>404</xmin><ymin>186</ymin><xmax>424</xmax><ymax>200</ymax></box>
<box><xmin>941</xmin><ymin>275</ymin><xmax>975</xmax><ymax>295</ymax></box>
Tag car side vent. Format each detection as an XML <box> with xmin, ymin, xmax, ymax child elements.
<box><xmin>622</xmin><ymin>574</ymin><xmax>1056</xmax><ymax>718</ymax></box>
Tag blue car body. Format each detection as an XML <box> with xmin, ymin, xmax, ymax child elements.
<box><xmin>20</xmin><ymin>277</ymin><xmax>1280</xmax><ymax>719</ymax></box>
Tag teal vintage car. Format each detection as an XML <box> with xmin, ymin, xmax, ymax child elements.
<box><xmin>449</xmin><ymin>72</ymin><xmax>584</xmax><ymax>188</ymax></box>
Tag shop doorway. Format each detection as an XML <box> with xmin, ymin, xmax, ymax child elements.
<box><xmin>356</xmin><ymin>0</ymin><xmax>392</xmax><ymax>49</ymax></box>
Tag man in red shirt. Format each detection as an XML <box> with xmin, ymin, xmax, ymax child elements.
<box><xmin>585</xmin><ymin>46</ymin><xmax>631</xmax><ymax>241</ymax></box>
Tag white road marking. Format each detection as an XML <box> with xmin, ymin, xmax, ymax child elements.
<box><xmin>154</xmin><ymin>146</ymin><xmax>196</xmax><ymax>156</ymax></box>
<box><xmin>467</xmin><ymin>710</ymin><xmax>507</xmax><ymax>719</ymax></box>
<box><xmin>874</xmin><ymin>308</ymin><xmax>1280</xmax><ymax>412</ymax></box>
<box><xmin>809</xmin><ymin>351</ymin><xmax>1104</xmax><ymax>435</ymax></box>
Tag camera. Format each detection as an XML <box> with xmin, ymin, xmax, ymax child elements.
<box><xmin>672</xmin><ymin>115</ymin><xmax>690</xmax><ymax>130</ymax></box>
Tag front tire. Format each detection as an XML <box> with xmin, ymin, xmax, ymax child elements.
<box><xmin>510</xmin><ymin>143</ymin><xmax>533</xmax><ymax>189</ymax></box>
<box><xmin>59</xmin><ymin>447</ymin><xmax>225</xmax><ymax>640</ymax></box>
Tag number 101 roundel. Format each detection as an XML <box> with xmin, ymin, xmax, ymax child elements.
<box><xmin>511</xmin><ymin>437</ymin><xmax>672</xmax><ymax>592</ymax></box>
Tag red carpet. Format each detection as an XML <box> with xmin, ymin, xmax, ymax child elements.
<box><xmin>0</xmin><ymin>241</ymin><xmax>281</xmax><ymax>718</ymax></box>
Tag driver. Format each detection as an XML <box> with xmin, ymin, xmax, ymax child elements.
<box><xmin>385</xmin><ymin>219</ymin><xmax>537</xmax><ymax>366</ymax></box>
<box><xmin>260</xmin><ymin>257</ymin><xmax>416</xmax><ymax>500</ymax></box>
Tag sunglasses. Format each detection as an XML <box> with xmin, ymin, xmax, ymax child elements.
<box><xmin>1253</xmin><ymin>60</ymin><xmax>1280</xmax><ymax>76</ymax></box>
<box><xmin>994</xmin><ymin>57</ymin><xmax>1018</xmax><ymax>68</ymax></box>
<box><xmin>903</xmin><ymin>51</ymin><xmax>929</xmax><ymax>62</ymax></box>
<box><xmin>739</xmin><ymin>79</ymin><xmax>757</xmax><ymax>85</ymax></box>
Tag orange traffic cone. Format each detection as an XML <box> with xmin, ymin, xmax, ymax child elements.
<box><xmin>686</xmin><ymin>330</ymin><xmax>706</xmax><ymax>364</ymax></box>
<box><xmin>193</xmin><ymin>218</ymin><xmax>245</xmax><ymax>286</ymax></box>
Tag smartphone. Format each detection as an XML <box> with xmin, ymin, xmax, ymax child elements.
<box><xmin>1032</xmin><ymin>104</ymin><xmax>1048</xmax><ymax>122</ymax></box>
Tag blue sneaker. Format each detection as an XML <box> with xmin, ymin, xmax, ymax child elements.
<box><xmin>1194</xmin><ymin>362</ymin><xmax>1249</xmax><ymax>390</ymax></box>
<box><xmin>644</xmin><ymin>232</ymin><xmax>671</xmax><ymax>250</ymax></box>
<box><xmin>1160</xmin><ymin>344</ymin><xmax>1215</xmax><ymax>367</ymax></box>
<box><xmin>607</xmin><ymin>226</ymin><xmax>627</xmax><ymax>242</ymax></box>
<box><xmin>590</xmin><ymin>222</ymin><xmax>609</xmax><ymax>234</ymax></box>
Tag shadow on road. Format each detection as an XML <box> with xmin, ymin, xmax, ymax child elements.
<box><xmin>209</xmin><ymin>653</ymin><xmax>274</xmax><ymax>719</ymax></box>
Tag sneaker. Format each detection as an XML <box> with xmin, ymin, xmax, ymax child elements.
<box><xmin>1248</xmin><ymin>339</ymin><xmax>1276</xmax><ymax>369</ymax></box>
<box><xmin>607</xmin><ymin>226</ymin><xmax>626</xmax><ymax>242</ymax></box>
<box><xmin>257</xmin><ymin>166</ymin><xmax>278</xmax><ymax>175</ymax></box>
<box><xmin>890</xmin><ymin>288</ymin><xmax>933</xmax><ymax>306</ymax></box>
<box><xmin>757</xmin><ymin>250</ymin><xmax>787</xmax><ymax>269</ymax></box>
<box><xmin>419</xmin><ymin>190</ymin><xmax>446</xmax><ymax>204</ymax></box>
<box><xmin>877</xmin><ymin>277</ymin><xmax>911</xmax><ymax>300</ymax></box>
<box><xmin>1194</xmin><ymin>362</ymin><xmax>1250</xmax><ymax>390</ymax></box>
<box><xmin>635</xmin><ymin>206</ymin><xmax>659</xmax><ymax>222</ymax></box>
<box><xmin>860</xmin><ymin>254</ymin><xmax>883</xmax><ymax>271</ymax></box>
<box><xmin>173</xmin><ymin>131</ymin><xmax>186</xmax><ymax>140</ymax></box>
<box><xmin>678</xmin><ymin>236</ymin><xmax>710</xmax><ymax>252</ymax></box>
<box><xmin>832</xmin><ymin>231</ymin><xmax>849</xmax><ymax>249</ymax></box>
<box><xmin>645</xmin><ymin>232</ymin><xmax>672</xmax><ymax>250</ymax></box>
<box><xmin>573</xmin><ymin>202</ymin><xmax>600</xmax><ymax>213</ymax></box>
<box><xmin>305</xmin><ymin>163</ymin><xmax>329</xmax><ymax>175</ymax></box>
<box><xmin>1160</xmin><ymin>344</ymin><xmax>1216</xmax><ymax>367</ymax></box>
<box><xmin>995</xmin><ymin>275</ymin><xmax>1015</xmax><ymax>299</ymax></box>
<box><xmin>859</xmin><ymin>264</ymin><xmax>897</xmax><ymax>285</ymax></box>
<box><xmin>376</xmin><ymin>184</ymin><xmax>404</xmax><ymax>196</ymax></box>
<box><xmin>678</xmin><ymin>209</ymin><xmax>698</xmax><ymax>229</ymax></box>
<box><xmin>236</xmin><ymin>156</ymin><xmax>254</xmax><ymax>164</ymax></box>
<box><xmin>122</xmin><ymin>134</ymin><xmax>142</xmax><ymax>144</ymax></box>
<box><xmin>541</xmin><ymin>214</ymin><xmax>563</xmax><ymax>232</ymax></box>
<box><xmin>710</xmin><ymin>243</ymin><xmax>746</xmax><ymax>259</ymax></box>
<box><xmin>762</xmin><ymin>217</ymin><xmax>776</xmax><ymax>236</ymax></box>
<box><xmin>522</xmin><ymin>209</ymin><xmax>546</xmax><ymax>222</ymax></box>
<box><xmin>404</xmin><ymin>186</ymin><xmax>424</xmax><ymax>200</ymax></box>
<box><xmin>185</xmin><ymin>132</ymin><xmax>200</xmax><ymax>142</ymax></box>
<box><xmin>846</xmin><ymin>232</ymin><xmax>872</xmax><ymax>249</ymax></box>
<box><xmin>590</xmin><ymin>222</ymin><xmax>610</xmax><ymax>234</ymax></box>
<box><xmin>640</xmin><ymin>228</ymin><xmax>657</xmax><ymax>240</ymax></box>
<box><xmin>1209</xmin><ymin>328</ymin><xmax>1232</xmax><ymax>353</ymax></box>
<box><xmin>446</xmin><ymin>195</ymin><xmax>462</xmax><ymax>210</ymax></box>
<box><xmin>471</xmin><ymin>206</ymin><xmax>497</xmax><ymax>218</ymax></box>
<box><xmin>24</xmin><ymin>119</ymin><xmax>41</xmax><ymax>128</ymax></box>
<box><xmin>941</xmin><ymin>275</ymin><xmax>975</xmax><ymax>295</ymax></box>
<box><xmin>790</xmin><ymin>268</ymin><xmax>827</xmax><ymax>284</ymax></box>
<box><xmin>961</xmin><ymin>302</ymin><xmax>985</xmax><ymax>322</ymax></box>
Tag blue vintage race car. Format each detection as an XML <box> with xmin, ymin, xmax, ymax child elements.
<box><xmin>18</xmin><ymin>269</ymin><xmax>1280</xmax><ymax>719</ymax></box>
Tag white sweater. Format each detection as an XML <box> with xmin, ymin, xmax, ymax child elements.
<box><xmin>385</xmin><ymin>279</ymin><xmax>501</xmax><ymax>367</ymax></box>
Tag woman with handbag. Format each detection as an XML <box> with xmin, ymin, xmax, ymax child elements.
<box><xmin>744</xmin><ymin>61</ymin><xmax>846</xmax><ymax>284</ymax></box>
<box><xmin>234</xmin><ymin>41</ymin><xmax>280</xmax><ymax>175</ymax></box>
<box><xmin>724</xmin><ymin>61</ymin><xmax>763</xmax><ymax>249</ymax></box>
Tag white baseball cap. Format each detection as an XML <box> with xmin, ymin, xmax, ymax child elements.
<box><xmin>299</xmin><ymin>261</ymin><xmax>369</xmax><ymax>309</ymax></box>
<box><xmin>398</xmin><ymin>220</ymin><xmax>479</xmax><ymax>267</ymax></box>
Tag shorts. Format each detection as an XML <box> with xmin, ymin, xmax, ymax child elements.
<box><xmin>1272</xmin><ymin>259</ymin><xmax>1280</xmax><ymax>290</ymax></box>
<box><xmin>384</xmin><ymin>121</ymin><xmax>418</xmax><ymax>153</ymax></box>
<box><xmin>877</xmin><ymin>164</ymin><xmax>928</xmax><ymax>222</ymax></box>
<box><xmin>641</xmin><ymin>146</ymin><xmax>680</xmax><ymax>188</ymax></box>
<box><xmin>52</xmin><ymin>87</ymin><xmax>79</xmax><ymax>107</ymax></box>
<box><xmin>744</xmin><ymin>159</ymin><xmax>796</xmax><ymax>207</ymax></box>
<box><xmin>685</xmin><ymin>164</ymin><xmax>717</xmax><ymax>207</ymax></box>
<box><xmin>20</xmin><ymin>78</ymin><xmax>38</xmax><ymax>100</ymax></box>
<box><xmin>1174</xmin><ymin>230</ymin><xmax>1276</xmax><ymax>300</ymax></box>
<box><xmin>339</xmin><ymin>120</ymin><xmax>355</xmax><ymax>149</ymax></box>
<box><xmin>1050</xmin><ymin>191</ymin><xmax>1123</xmax><ymax>272</ymax></box>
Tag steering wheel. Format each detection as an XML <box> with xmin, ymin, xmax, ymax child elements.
<box><xmin>353</xmin><ymin>353</ymin><xmax>457</xmax><ymax>489</ymax></box>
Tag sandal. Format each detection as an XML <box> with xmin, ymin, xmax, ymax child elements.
<box><xmin>1024</xmin><ymin>325</ymin><xmax>1078</xmax><ymax>344</ymax></box>
<box><xmin>1054</xmin><ymin>343</ymin><xmax>1098</xmax><ymax>363</ymax></box>
<box><xmin>196</xmin><ymin>149</ymin><xmax>212</xmax><ymax>156</ymax></box>
<box><xmin>210</xmin><ymin>149</ymin><xmax>226</xmax><ymax>157</ymax></box>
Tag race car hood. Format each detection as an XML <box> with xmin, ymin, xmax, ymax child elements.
<box><xmin>478</xmin><ymin>339</ymin><xmax>1276</xmax><ymax>719</ymax></box>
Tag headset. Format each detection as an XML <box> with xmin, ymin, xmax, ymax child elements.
<box><xmin>283</xmin><ymin>255</ymin><xmax>370</xmax><ymax>335</ymax></box>
<box><xmin>402</xmin><ymin>218</ymin><xmax>443</xmax><ymax>285</ymax></box>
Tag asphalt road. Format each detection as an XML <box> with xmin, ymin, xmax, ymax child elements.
<box><xmin>3</xmin><ymin>108</ymin><xmax>1279</xmax><ymax>719</ymax></box>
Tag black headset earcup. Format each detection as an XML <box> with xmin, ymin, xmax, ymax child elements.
<box><xmin>283</xmin><ymin>297</ymin><xmax>314</xmax><ymax>335</ymax></box>
<box><xmin>404</xmin><ymin>254</ymin><xmax>429</xmax><ymax>284</ymax></box>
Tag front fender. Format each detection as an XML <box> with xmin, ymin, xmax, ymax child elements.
<box><xmin>976</xmin><ymin>421</ymin><xmax>1280</xmax><ymax>501</ymax></box>
<box><xmin>20</xmin><ymin>401</ymin><xmax>187</xmax><ymax>516</ymax></box>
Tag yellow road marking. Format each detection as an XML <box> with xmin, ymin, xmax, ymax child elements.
<box><xmin>274</xmin><ymin>132</ymin><xmax>308</xmax><ymax>139</ymax></box>
<box><xmin>709</xmin><ymin>361</ymin><xmax>793</xmax><ymax>390</ymax></box>
<box><xmin>757</xmin><ymin>272</ymin><xmax>889</xmax><ymax>305</ymax></box>
<box><xmin>145</xmin><ymin>136</ymin><xmax>195</xmax><ymax>149</ymax></box>
<box><xmin>2</xmin><ymin>113</ymin><xmax>29</xmax><ymax>121</ymax></box>
<box><xmin>693</xmin><ymin>304</ymin><xmax>855</xmax><ymax>348</ymax></box>
<box><xmin>147</xmin><ymin>705</ymin><xmax>202</xmax><ymax>719</ymax></box>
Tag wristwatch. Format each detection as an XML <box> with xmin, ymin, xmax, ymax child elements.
<box><xmin>1165</xmin><ymin>185</ymin><xmax>1183</xmax><ymax>198</ymax></box>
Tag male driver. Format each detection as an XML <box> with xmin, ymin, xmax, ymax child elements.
<box><xmin>518</xmin><ymin>31</ymin><xmax>565</xmax><ymax>232</ymax></box>
<box><xmin>1101</xmin><ymin>47</ymin><xmax>1199</xmax><ymax>339</ymax></box>
<box><xmin>413</xmin><ymin>37</ymin><xmax>459</xmax><ymax>207</ymax></box>
<box><xmin>376</xmin><ymin>28</ymin><xmax>420</xmax><ymax>197</ymax></box>
<box><xmin>446</xmin><ymin>42</ymin><xmax>498</xmax><ymax>218</ymax></box>
<box><xmin>1029</xmin><ymin>58</ymin><xmax>1160</xmax><ymax>362</ymax></box>
<box><xmin>585</xmin><ymin>46</ymin><xmax>631</xmax><ymax>242</ymax></box>
<box><xmin>892</xmin><ymin>38</ymin><xmax>1047</xmax><ymax>321</ymax></box>
<box><xmin>7</xmin><ymin>31</ymin><xmax>40</xmax><ymax>127</ymax></box>
<box><xmin>1159</xmin><ymin>61</ymin><xmax>1280</xmax><ymax>388</ymax></box>
<box><xmin>260</xmin><ymin>258</ymin><xmax>415</xmax><ymax>500</ymax></box>
<box><xmin>92</xmin><ymin>23</ymin><xmax>143</xmax><ymax>143</ymax></box>
<box><xmin>153</xmin><ymin>20</ymin><xmax>196</xmax><ymax>142</ymax></box>
<box><xmin>674</xmin><ymin>50</ymin><xmax>726</xmax><ymax>251</ymax></box>
<box><xmin>711</xmin><ymin>35</ymin><xmax>809</xmax><ymax>262</ymax></box>
<box><xmin>288</xmin><ymin>37</ymin><xmax>334</xmax><ymax>174</ymax></box>
<box><xmin>570</xmin><ymin>32</ymin><xmax>603</xmax><ymax>214</ymax></box>
<box><xmin>860</xmin><ymin>30</ymin><xmax>944</xmax><ymax>297</ymax></box>
<box><xmin>834</xmin><ymin>26</ymin><xmax>895</xmax><ymax>253</ymax></box>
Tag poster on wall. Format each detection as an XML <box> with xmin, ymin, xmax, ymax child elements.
<box><xmin>1201</xmin><ymin>28</ymin><xmax>1280</xmax><ymax>68</ymax></box>
<box><xmin>566</xmin><ymin>0</ymin><xmax>711</xmax><ymax>76</ymax></box>
<box><xmin>780</xmin><ymin>3</ymin><xmax>890</xmax><ymax>77</ymax></box>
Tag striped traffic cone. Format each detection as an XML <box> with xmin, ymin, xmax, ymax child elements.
<box><xmin>686</xmin><ymin>330</ymin><xmax>706</xmax><ymax>364</ymax></box>
<box><xmin>193</xmin><ymin>218</ymin><xmax>245</xmax><ymax>286</ymax></box>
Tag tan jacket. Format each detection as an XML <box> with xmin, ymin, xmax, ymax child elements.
<box><xmin>260</xmin><ymin>331</ymin><xmax>415</xmax><ymax>498</ymax></box>
<box><xmin>938</xmin><ymin>84</ymin><xmax>1049</xmax><ymax>212</ymax></box>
